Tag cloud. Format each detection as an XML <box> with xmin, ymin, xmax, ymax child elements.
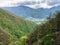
<box><xmin>0</xmin><ymin>0</ymin><xmax>60</xmax><ymax>9</ymax></box>
<box><xmin>26</xmin><ymin>17</ymin><xmax>47</xmax><ymax>24</ymax></box>
<box><xmin>25</xmin><ymin>0</ymin><xmax>60</xmax><ymax>9</ymax></box>
<box><xmin>0</xmin><ymin>0</ymin><xmax>29</xmax><ymax>7</ymax></box>
<box><xmin>26</xmin><ymin>17</ymin><xmax>46</xmax><ymax>21</ymax></box>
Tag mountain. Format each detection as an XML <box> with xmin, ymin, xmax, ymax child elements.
<box><xmin>3</xmin><ymin>6</ymin><xmax>48</xmax><ymax>19</ymax></box>
<box><xmin>3</xmin><ymin>6</ymin><xmax>36</xmax><ymax>18</ymax></box>
<box><xmin>0</xmin><ymin>9</ymin><xmax>36</xmax><ymax>38</ymax></box>
<box><xmin>26</xmin><ymin>11</ymin><xmax>60</xmax><ymax>45</ymax></box>
<box><xmin>3</xmin><ymin>6</ymin><xmax>60</xmax><ymax>19</ymax></box>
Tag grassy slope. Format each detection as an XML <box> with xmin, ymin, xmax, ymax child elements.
<box><xmin>0</xmin><ymin>8</ymin><xmax>36</xmax><ymax>44</ymax></box>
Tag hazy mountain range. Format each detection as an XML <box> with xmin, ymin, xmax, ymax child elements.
<box><xmin>3</xmin><ymin>5</ymin><xmax>60</xmax><ymax>22</ymax></box>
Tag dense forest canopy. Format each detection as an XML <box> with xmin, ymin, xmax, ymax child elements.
<box><xmin>26</xmin><ymin>11</ymin><xmax>60</xmax><ymax>45</ymax></box>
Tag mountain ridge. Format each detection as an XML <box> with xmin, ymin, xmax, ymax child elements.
<box><xmin>3</xmin><ymin>5</ymin><xmax>60</xmax><ymax>19</ymax></box>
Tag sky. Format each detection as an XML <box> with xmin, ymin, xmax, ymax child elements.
<box><xmin>0</xmin><ymin>0</ymin><xmax>60</xmax><ymax>9</ymax></box>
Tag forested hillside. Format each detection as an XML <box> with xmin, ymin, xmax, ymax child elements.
<box><xmin>0</xmin><ymin>8</ymin><xmax>60</xmax><ymax>45</ymax></box>
<box><xmin>0</xmin><ymin>8</ymin><xmax>36</xmax><ymax>45</ymax></box>
<box><xmin>26</xmin><ymin>11</ymin><xmax>60</xmax><ymax>45</ymax></box>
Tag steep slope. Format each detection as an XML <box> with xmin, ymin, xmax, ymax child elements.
<box><xmin>0</xmin><ymin>27</ymin><xmax>13</xmax><ymax>45</ymax></box>
<box><xmin>26</xmin><ymin>11</ymin><xmax>60</xmax><ymax>45</ymax></box>
<box><xmin>0</xmin><ymin>8</ymin><xmax>36</xmax><ymax>39</ymax></box>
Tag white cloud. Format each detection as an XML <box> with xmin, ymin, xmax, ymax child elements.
<box><xmin>26</xmin><ymin>17</ymin><xmax>47</xmax><ymax>24</ymax></box>
<box><xmin>0</xmin><ymin>0</ymin><xmax>60</xmax><ymax>9</ymax></box>
<box><xmin>25</xmin><ymin>0</ymin><xmax>60</xmax><ymax>9</ymax></box>
<box><xmin>26</xmin><ymin>17</ymin><xmax>46</xmax><ymax>21</ymax></box>
<box><xmin>0</xmin><ymin>0</ymin><xmax>29</xmax><ymax>7</ymax></box>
